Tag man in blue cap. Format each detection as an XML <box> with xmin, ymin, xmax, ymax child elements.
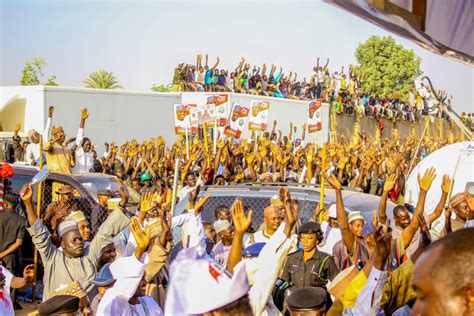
<box><xmin>90</xmin><ymin>263</ymin><xmax>116</xmax><ymax>314</ymax></box>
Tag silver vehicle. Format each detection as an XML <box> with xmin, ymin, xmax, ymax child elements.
<box><xmin>171</xmin><ymin>184</ymin><xmax>395</xmax><ymax>255</ymax></box>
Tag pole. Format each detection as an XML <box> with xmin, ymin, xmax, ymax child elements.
<box><xmin>407</xmin><ymin>119</ymin><xmax>430</xmax><ymax>176</ymax></box>
<box><xmin>254</xmin><ymin>132</ymin><xmax>258</xmax><ymax>153</ymax></box>
<box><xmin>185</xmin><ymin>125</ymin><xmax>189</xmax><ymax>160</ymax></box>
<box><xmin>170</xmin><ymin>159</ymin><xmax>180</xmax><ymax>217</ymax></box>
<box><xmin>319</xmin><ymin>143</ymin><xmax>327</xmax><ymax>210</ymax></box>
<box><xmin>32</xmin><ymin>135</ymin><xmax>44</xmax><ymax>303</ymax></box>
<box><xmin>202</xmin><ymin>122</ymin><xmax>210</xmax><ymax>168</ymax></box>
<box><xmin>213</xmin><ymin>119</ymin><xmax>217</xmax><ymax>155</ymax></box>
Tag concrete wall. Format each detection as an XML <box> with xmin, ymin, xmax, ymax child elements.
<box><xmin>334</xmin><ymin>111</ymin><xmax>467</xmax><ymax>142</ymax></box>
<box><xmin>1</xmin><ymin>86</ymin><xmax>329</xmax><ymax>155</ymax></box>
<box><xmin>42</xmin><ymin>87</ymin><xmax>181</xmax><ymax>148</ymax></box>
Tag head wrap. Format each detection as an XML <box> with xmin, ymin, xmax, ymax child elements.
<box><xmin>66</xmin><ymin>211</ymin><xmax>87</xmax><ymax>223</ymax></box>
<box><xmin>450</xmin><ymin>192</ymin><xmax>467</xmax><ymax>209</ymax></box>
<box><xmin>213</xmin><ymin>219</ymin><xmax>231</xmax><ymax>234</ymax></box>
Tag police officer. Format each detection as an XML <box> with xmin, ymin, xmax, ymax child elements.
<box><xmin>279</xmin><ymin>221</ymin><xmax>339</xmax><ymax>292</ymax></box>
<box><xmin>286</xmin><ymin>287</ymin><xmax>328</xmax><ymax>316</ymax></box>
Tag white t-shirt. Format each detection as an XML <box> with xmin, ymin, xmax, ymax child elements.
<box><xmin>317</xmin><ymin>221</ymin><xmax>342</xmax><ymax>255</ymax></box>
<box><xmin>211</xmin><ymin>242</ymin><xmax>231</xmax><ymax>267</ymax></box>
<box><xmin>0</xmin><ymin>265</ymin><xmax>14</xmax><ymax>316</ymax></box>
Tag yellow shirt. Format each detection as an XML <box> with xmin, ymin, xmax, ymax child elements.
<box><xmin>44</xmin><ymin>142</ymin><xmax>72</xmax><ymax>174</ymax></box>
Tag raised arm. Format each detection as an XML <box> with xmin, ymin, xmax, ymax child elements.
<box><xmin>226</xmin><ymin>199</ymin><xmax>252</xmax><ymax>273</ymax></box>
<box><xmin>326</xmin><ymin>174</ymin><xmax>354</xmax><ymax>250</ymax></box>
<box><xmin>323</xmin><ymin>58</ymin><xmax>330</xmax><ymax>71</ymax></box>
<box><xmin>378</xmin><ymin>174</ymin><xmax>397</xmax><ymax>225</ymax></box>
<box><xmin>401</xmin><ymin>167</ymin><xmax>436</xmax><ymax>248</ymax></box>
<box><xmin>271</xmin><ymin>120</ymin><xmax>277</xmax><ymax>136</ymax></box>
<box><xmin>42</xmin><ymin>106</ymin><xmax>54</xmax><ymax>140</ymax></box>
<box><xmin>19</xmin><ymin>183</ymin><xmax>37</xmax><ymax>226</ymax></box>
<box><xmin>211</xmin><ymin>56</ymin><xmax>220</xmax><ymax>70</ymax></box>
<box><xmin>428</xmin><ymin>175</ymin><xmax>450</xmax><ymax>223</ymax></box>
<box><xmin>76</xmin><ymin>107</ymin><xmax>88</xmax><ymax>146</ymax></box>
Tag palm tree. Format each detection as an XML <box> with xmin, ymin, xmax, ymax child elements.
<box><xmin>83</xmin><ymin>69</ymin><xmax>123</xmax><ymax>89</ymax></box>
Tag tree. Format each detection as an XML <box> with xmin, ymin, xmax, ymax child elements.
<box><xmin>353</xmin><ymin>35</ymin><xmax>422</xmax><ymax>101</ymax></box>
<box><xmin>83</xmin><ymin>69</ymin><xmax>123</xmax><ymax>89</ymax></box>
<box><xmin>20</xmin><ymin>57</ymin><xmax>58</xmax><ymax>86</ymax></box>
<box><xmin>151</xmin><ymin>83</ymin><xmax>171</xmax><ymax>92</ymax></box>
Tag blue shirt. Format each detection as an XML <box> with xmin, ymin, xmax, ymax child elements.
<box><xmin>204</xmin><ymin>70</ymin><xmax>212</xmax><ymax>85</ymax></box>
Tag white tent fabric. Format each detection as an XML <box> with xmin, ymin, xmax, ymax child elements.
<box><xmin>325</xmin><ymin>0</ymin><xmax>474</xmax><ymax>66</ymax></box>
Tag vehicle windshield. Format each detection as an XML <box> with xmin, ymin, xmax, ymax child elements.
<box><xmin>76</xmin><ymin>177</ymin><xmax>140</xmax><ymax>204</ymax></box>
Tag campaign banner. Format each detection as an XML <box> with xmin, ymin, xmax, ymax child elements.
<box><xmin>308</xmin><ymin>98</ymin><xmax>323</xmax><ymax>133</ymax></box>
<box><xmin>248</xmin><ymin>100</ymin><xmax>270</xmax><ymax>131</ymax></box>
<box><xmin>206</xmin><ymin>94</ymin><xmax>230</xmax><ymax>127</ymax></box>
<box><xmin>174</xmin><ymin>104</ymin><xmax>198</xmax><ymax>135</ymax></box>
<box><xmin>190</xmin><ymin>104</ymin><xmax>217</xmax><ymax>125</ymax></box>
<box><xmin>224</xmin><ymin>103</ymin><xmax>249</xmax><ymax>138</ymax></box>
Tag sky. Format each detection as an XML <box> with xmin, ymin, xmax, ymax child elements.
<box><xmin>1</xmin><ymin>0</ymin><xmax>473</xmax><ymax>112</ymax></box>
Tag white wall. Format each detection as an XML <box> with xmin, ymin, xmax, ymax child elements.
<box><xmin>42</xmin><ymin>87</ymin><xmax>180</xmax><ymax>152</ymax></box>
<box><xmin>1</xmin><ymin>85</ymin><xmax>45</xmax><ymax>134</ymax></box>
<box><xmin>1</xmin><ymin>86</ymin><xmax>329</xmax><ymax>155</ymax></box>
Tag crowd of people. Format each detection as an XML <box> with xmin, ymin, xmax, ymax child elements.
<box><xmin>172</xmin><ymin>55</ymin><xmax>452</xmax><ymax>123</ymax></box>
<box><xmin>1</xmin><ymin>105</ymin><xmax>473</xmax><ymax>315</ymax></box>
<box><xmin>461</xmin><ymin>112</ymin><xmax>474</xmax><ymax>130</ymax></box>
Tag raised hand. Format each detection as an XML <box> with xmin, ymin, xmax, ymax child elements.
<box><xmin>279</xmin><ymin>187</ymin><xmax>291</xmax><ymax>206</ymax></box>
<box><xmin>194</xmin><ymin>193</ymin><xmax>211</xmax><ymax>215</ymax></box>
<box><xmin>131</xmin><ymin>217</ymin><xmax>150</xmax><ymax>257</ymax></box>
<box><xmin>245</xmin><ymin>152</ymin><xmax>255</xmax><ymax>166</ymax></box>
<box><xmin>383</xmin><ymin>174</ymin><xmax>397</xmax><ymax>192</ymax></box>
<box><xmin>441</xmin><ymin>174</ymin><xmax>452</xmax><ymax>194</ymax></box>
<box><xmin>19</xmin><ymin>183</ymin><xmax>33</xmax><ymax>202</ymax></box>
<box><xmin>231</xmin><ymin>199</ymin><xmax>252</xmax><ymax>235</ymax></box>
<box><xmin>140</xmin><ymin>192</ymin><xmax>156</xmax><ymax>214</ymax></box>
<box><xmin>81</xmin><ymin>107</ymin><xmax>89</xmax><ymax>120</ymax></box>
<box><xmin>326</xmin><ymin>174</ymin><xmax>342</xmax><ymax>190</ymax></box>
<box><xmin>217</xmin><ymin>138</ymin><xmax>226</xmax><ymax>150</ymax></box>
<box><xmin>23</xmin><ymin>264</ymin><xmax>35</xmax><ymax>283</ymax></box>
<box><xmin>373</xmin><ymin>225</ymin><xmax>392</xmax><ymax>269</ymax></box>
<box><xmin>15</xmin><ymin>124</ymin><xmax>21</xmax><ymax>133</ymax></box>
<box><xmin>48</xmin><ymin>106</ymin><xmax>55</xmax><ymax>118</ymax></box>
<box><xmin>417</xmin><ymin>167</ymin><xmax>437</xmax><ymax>192</ymax></box>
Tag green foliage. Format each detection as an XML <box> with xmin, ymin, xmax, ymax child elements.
<box><xmin>45</xmin><ymin>75</ymin><xmax>58</xmax><ymax>86</ymax></box>
<box><xmin>83</xmin><ymin>69</ymin><xmax>123</xmax><ymax>89</ymax></box>
<box><xmin>20</xmin><ymin>57</ymin><xmax>58</xmax><ymax>86</ymax></box>
<box><xmin>151</xmin><ymin>83</ymin><xmax>172</xmax><ymax>92</ymax></box>
<box><xmin>354</xmin><ymin>35</ymin><xmax>422</xmax><ymax>101</ymax></box>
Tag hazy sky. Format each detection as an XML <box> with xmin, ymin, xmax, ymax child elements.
<box><xmin>1</xmin><ymin>0</ymin><xmax>473</xmax><ymax>112</ymax></box>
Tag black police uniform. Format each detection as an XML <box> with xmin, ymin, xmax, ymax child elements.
<box><xmin>280</xmin><ymin>222</ymin><xmax>339</xmax><ymax>290</ymax></box>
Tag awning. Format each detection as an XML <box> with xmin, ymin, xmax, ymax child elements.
<box><xmin>325</xmin><ymin>0</ymin><xmax>474</xmax><ymax>66</ymax></box>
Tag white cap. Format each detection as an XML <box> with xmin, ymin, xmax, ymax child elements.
<box><xmin>108</xmin><ymin>255</ymin><xmax>147</xmax><ymax>299</ymax></box>
<box><xmin>328</xmin><ymin>204</ymin><xmax>337</xmax><ymax>218</ymax></box>
<box><xmin>213</xmin><ymin>220</ymin><xmax>231</xmax><ymax>234</ymax></box>
<box><xmin>327</xmin><ymin>204</ymin><xmax>353</xmax><ymax>219</ymax></box>
<box><xmin>165</xmin><ymin>246</ymin><xmax>250</xmax><ymax>315</ymax></box>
